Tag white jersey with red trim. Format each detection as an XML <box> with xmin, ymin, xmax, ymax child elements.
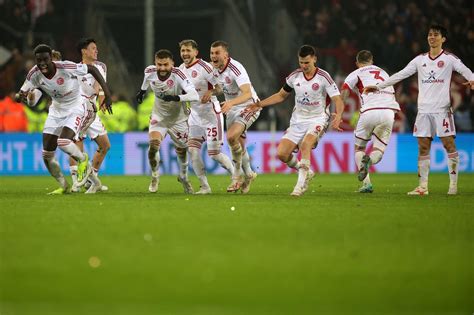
<box><xmin>286</xmin><ymin>67</ymin><xmax>340</xmax><ymax>123</ymax></box>
<box><xmin>343</xmin><ymin>65</ymin><xmax>399</xmax><ymax>113</ymax></box>
<box><xmin>377</xmin><ymin>50</ymin><xmax>474</xmax><ymax>114</ymax></box>
<box><xmin>141</xmin><ymin>65</ymin><xmax>198</xmax><ymax>122</ymax></box>
<box><xmin>178</xmin><ymin>59</ymin><xmax>219</xmax><ymax>114</ymax></box>
<box><xmin>213</xmin><ymin>57</ymin><xmax>258</xmax><ymax>109</ymax></box>
<box><xmin>21</xmin><ymin>61</ymin><xmax>88</xmax><ymax>115</ymax></box>
<box><xmin>79</xmin><ymin>61</ymin><xmax>107</xmax><ymax>104</ymax></box>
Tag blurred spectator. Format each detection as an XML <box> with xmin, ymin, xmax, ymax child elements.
<box><xmin>98</xmin><ymin>94</ymin><xmax>137</xmax><ymax>132</ymax></box>
<box><xmin>0</xmin><ymin>92</ymin><xmax>28</xmax><ymax>132</ymax></box>
<box><xmin>137</xmin><ymin>92</ymin><xmax>154</xmax><ymax>131</ymax></box>
<box><xmin>24</xmin><ymin>97</ymin><xmax>48</xmax><ymax>132</ymax></box>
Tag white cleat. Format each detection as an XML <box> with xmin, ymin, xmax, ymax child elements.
<box><xmin>447</xmin><ymin>185</ymin><xmax>457</xmax><ymax>195</ymax></box>
<box><xmin>85</xmin><ymin>173</ymin><xmax>102</xmax><ymax>194</ymax></box>
<box><xmin>241</xmin><ymin>172</ymin><xmax>257</xmax><ymax>194</ymax></box>
<box><xmin>226</xmin><ymin>176</ymin><xmax>242</xmax><ymax>193</ymax></box>
<box><xmin>100</xmin><ymin>185</ymin><xmax>109</xmax><ymax>192</ymax></box>
<box><xmin>195</xmin><ymin>186</ymin><xmax>212</xmax><ymax>195</ymax></box>
<box><xmin>303</xmin><ymin>170</ymin><xmax>315</xmax><ymax>190</ymax></box>
<box><xmin>71</xmin><ymin>184</ymin><xmax>81</xmax><ymax>193</ymax></box>
<box><xmin>407</xmin><ymin>186</ymin><xmax>429</xmax><ymax>195</ymax></box>
<box><xmin>85</xmin><ymin>183</ymin><xmax>101</xmax><ymax>194</ymax></box>
<box><xmin>290</xmin><ymin>185</ymin><xmax>305</xmax><ymax>197</ymax></box>
<box><xmin>149</xmin><ymin>175</ymin><xmax>159</xmax><ymax>193</ymax></box>
<box><xmin>178</xmin><ymin>176</ymin><xmax>194</xmax><ymax>194</ymax></box>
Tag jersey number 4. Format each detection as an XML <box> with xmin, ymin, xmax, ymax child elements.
<box><xmin>369</xmin><ymin>70</ymin><xmax>385</xmax><ymax>81</ymax></box>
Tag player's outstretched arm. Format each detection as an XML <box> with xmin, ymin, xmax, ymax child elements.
<box><xmin>87</xmin><ymin>65</ymin><xmax>113</xmax><ymax>114</ymax></box>
<box><xmin>462</xmin><ymin>81</ymin><xmax>474</xmax><ymax>90</ymax></box>
<box><xmin>244</xmin><ymin>88</ymin><xmax>290</xmax><ymax>114</ymax></box>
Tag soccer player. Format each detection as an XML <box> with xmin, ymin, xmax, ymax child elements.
<box><xmin>136</xmin><ymin>49</ymin><xmax>199</xmax><ymax>193</ymax></box>
<box><xmin>341</xmin><ymin>50</ymin><xmax>400</xmax><ymax>193</ymax></box>
<box><xmin>178</xmin><ymin>39</ymin><xmax>234</xmax><ymax>194</ymax></box>
<box><xmin>16</xmin><ymin>44</ymin><xmax>112</xmax><ymax>194</ymax></box>
<box><xmin>364</xmin><ymin>24</ymin><xmax>474</xmax><ymax>195</ymax></box>
<box><xmin>210</xmin><ymin>40</ymin><xmax>259</xmax><ymax>193</ymax></box>
<box><xmin>245</xmin><ymin>45</ymin><xmax>344</xmax><ymax>196</ymax></box>
<box><xmin>69</xmin><ymin>38</ymin><xmax>111</xmax><ymax>194</ymax></box>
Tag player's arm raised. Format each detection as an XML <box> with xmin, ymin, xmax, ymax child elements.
<box><xmin>221</xmin><ymin>83</ymin><xmax>252</xmax><ymax>114</ymax></box>
<box><xmin>87</xmin><ymin>64</ymin><xmax>112</xmax><ymax>114</ymax></box>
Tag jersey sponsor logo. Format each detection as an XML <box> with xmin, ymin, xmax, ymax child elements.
<box><xmin>225</xmin><ymin>76</ymin><xmax>231</xmax><ymax>84</ymax></box>
<box><xmin>56</xmin><ymin>77</ymin><xmax>64</xmax><ymax>85</ymax></box>
<box><xmin>422</xmin><ymin>71</ymin><xmax>444</xmax><ymax>84</ymax></box>
<box><xmin>437</xmin><ymin>60</ymin><xmax>444</xmax><ymax>68</ymax></box>
<box><xmin>191</xmin><ymin>70</ymin><xmax>198</xmax><ymax>78</ymax></box>
<box><xmin>166</xmin><ymin>79</ymin><xmax>174</xmax><ymax>88</ymax></box>
<box><xmin>312</xmin><ymin>83</ymin><xmax>320</xmax><ymax>91</ymax></box>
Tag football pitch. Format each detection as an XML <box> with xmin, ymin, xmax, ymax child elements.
<box><xmin>1</xmin><ymin>173</ymin><xmax>473</xmax><ymax>315</ymax></box>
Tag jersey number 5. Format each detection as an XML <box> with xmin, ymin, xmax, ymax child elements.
<box><xmin>369</xmin><ymin>70</ymin><xmax>385</xmax><ymax>81</ymax></box>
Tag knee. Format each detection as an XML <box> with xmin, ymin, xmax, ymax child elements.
<box><xmin>277</xmin><ymin>151</ymin><xmax>289</xmax><ymax>163</ymax></box>
<box><xmin>175</xmin><ymin>147</ymin><xmax>186</xmax><ymax>155</ymax></box>
<box><xmin>442</xmin><ymin>141</ymin><xmax>456</xmax><ymax>153</ymax></box>
<box><xmin>227</xmin><ymin>132</ymin><xmax>239</xmax><ymax>146</ymax></box>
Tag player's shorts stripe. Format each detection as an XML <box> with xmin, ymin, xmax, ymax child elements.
<box><xmin>215</xmin><ymin>111</ymin><xmax>223</xmax><ymax>142</ymax></box>
<box><xmin>372</xmin><ymin>133</ymin><xmax>388</xmax><ymax>146</ymax></box>
<box><xmin>198</xmin><ymin>60</ymin><xmax>212</xmax><ymax>73</ymax></box>
<box><xmin>355</xmin><ymin>135</ymin><xmax>371</xmax><ymax>142</ymax></box>
<box><xmin>448</xmin><ymin>112</ymin><xmax>455</xmax><ymax>132</ymax></box>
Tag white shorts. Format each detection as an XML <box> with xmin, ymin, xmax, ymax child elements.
<box><xmin>282</xmin><ymin>115</ymin><xmax>329</xmax><ymax>146</ymax></box>
<box><xmin>189</xmin><ymin>103</ymin><xmax>224</xmax><ymax>152</ymax></box>
<box><xmin>43</xmin><ymin>102</ymin><xmax>89</xmax><ymax>137</ymax></box>
<box><xmin>226</xmin><ymin>106</ymin><xmax>260</xmax><ymax>132</ymax></box>
<box><xmin>413</xmin><ymin>112</ymin><xmax>456</xmax><ymax>138</ymax></box>
<box><xmin>149</xmin><ymin>115</ymin><xmax>188</xmax><ymax>148</ymax></box>
<box><xmin>79</xmin><ymin>114</ymin><xmax>107</xmax><ymax>140</ymax></box>
<box><xmin>354</xmin><ymin>109</ymin><xmax>395</xmax><ymax>149</ymax></box>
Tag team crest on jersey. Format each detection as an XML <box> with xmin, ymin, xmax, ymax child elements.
<box><xmin>225</xmin><ymin>76</ymin><xmax>231</xmax><ymax>84</ymax></box>
<box><xmin>167</xmin><ymin>79</ymin><xmax>174</xmax><ymax>88</ymax></box>
<box><xmin>437</xmin><ymin>61</ymin><xmax>444</xmax><ymax>68</ymax></box>
<box><xmin>56</xmin><ymin>77</ymin><xmax>64</xmax><ymax>85</ymax></box>
<box><xmin>312</xmin><ymin>83</ymin><xmax>320</xmax><ymax>91</ymax></box>
<box><xmin>191</xmin><ymin>70</ymin><xmax>198</xmax><ymax>78</ymax></box>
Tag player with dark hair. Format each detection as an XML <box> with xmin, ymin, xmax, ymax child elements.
<box><xmin>245</xmin><ymin>45</ymin><xmax>344</xmax><ymax>196</ymax></box>
<box><xmin>16</xmin><ymin>44</ymin><xmax>112</xmax><ymax>194</ymax></box>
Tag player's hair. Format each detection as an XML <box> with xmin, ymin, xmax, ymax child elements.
<box><xmin>298</xmin><ymin>45</ymin><xmax>316</xmax><ymax>58</ymax></box>
<box><xmin>51</xmin><ymin>50</ymin><xmax>62</xmax><ymax>61</ymax></box>
<box><xmin>77</xmin><ymin>38</ymin><xmax>97</xmax><ymax>56</ymax></box>
<box><xmin>33</xmin><ymin>44</ymin><xmax>52</xmax><ymax>55</ymax></box>
<box><xmin>356</xmin><ymin>50</ymin><xmax>373</xmax><ymax>64</ymax></box>
<box><xmin>429</xmin><ymin>24</ymin><xmax>448</xmax><ymax>38</ymax></box>
<box><xmin>211</xmin><ymin>40</ymin><xmax>229</xmax><ymax>51</ymax></box>
<box><xmin>155</xmin><ymin>49</ymin><xmax>174</xmax><ymax>60</ymax></box>
<box><xmin>179</xmin><ymin>39</ymin><xmax>198</xmax><ymax>49</ymax></box>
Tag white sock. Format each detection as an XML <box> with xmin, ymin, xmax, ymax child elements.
<box><xmin>418</xmin><ymin>155</ymin><xmax>430</xmax><ymax>188</ymax></box>
<box><xmin>448</xmin><ymin>152</ymin><xmax>459</xmax><ymax>186</ymax></box>
<box><xmin>189</xmin><ymin>147</ymin><xmax>209</xmax><ymax>187</ymax></box>
<box><xmin>242</xmin><ymin>150</ymin><xmax>253</xmax><ymax>176</ymax></box>
<box><xmin>286</xmin><ymin>154</ymin><xmax>300</xmax><ymax>169</ymax></box>
<box><xmin>177</xmin><ymin>150</ymin><xmax>189</xmax><ymax>179</ymax></box>
<box><xmin>70</xmin><ymin>165</ymin><xmax>78</xmax><ymax>185</ymax></box>
<box><xmin>296</xmin><ymin>159</ymin><xmax>310</xmax><ymax>187</ymax></box>
<box><xmin>57</xmin><ymin>138</ymin><xmax>85</xmax><ymax>162</ymax></box>
<box><xmin>43</xmin><ymin>150</ymin><xmax>68</xmax><ymax>189</ymax></box>
<box><xmin>230</xmin><ymin>143</ymin><xmax>243</xmax><ymax>177</ymax></box>
<box><xmin>369</xmin><ymin>150</ymin><xmax>383</xmax><ymax>165</ymax></box>
<box><xmin>211</xmin><ymin>152</ymin><xmax>234</xmax><ymax>175</ymax></box>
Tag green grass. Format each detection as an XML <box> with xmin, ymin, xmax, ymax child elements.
<box><xmin>1</xmin><ymin>174</ymin><xmax>473</xmax><ymax>315</ymax></box>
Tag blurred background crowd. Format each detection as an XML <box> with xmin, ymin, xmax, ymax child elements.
<box><xmin>1</xmin><ymin>0</ymin><xmax>472</xmax><ymax>133</ymax></box>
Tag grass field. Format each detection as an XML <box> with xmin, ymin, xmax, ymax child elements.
<box><xmin>0</xmin><ymin>173</ymin><xmax>473</xmax><ymax>315</ymax></box>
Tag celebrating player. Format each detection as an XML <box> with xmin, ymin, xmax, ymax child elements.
<box><xmin>178</xmin><ymin>39</ymin><xmax>234</xmax><ymax>194</ymax></box>
<box><xmin>364</xmin><ymin>24</ymin><xmax>474</xmax><ymax>195</ymax></box>
<box><xmin>210</xmin><ymin>40</ymin><xmax>259</xmax><ymax>193</ymax></box>
<box><xmin>341</xmin><ymin>50</ymin><xmax>400</xmax><ymax>193</ymax></box>
<box><xmin>69</xmin><ymin>38</ymin><xmax>111</xmax><ymax>194</ymax></box>
<box><xmin>245</xmin><ymin>45</ymin><xmax>344</xmax><ymax>196</ymax></box>
<box><xmin>16</xmin><ymin>44</ymin><xmax>112</xmax><ymax>194</ymax></box>
<box><xmin>136</xmin><ymin>49</ymin><xmax>199</xmax><ymax>193</ymax></box>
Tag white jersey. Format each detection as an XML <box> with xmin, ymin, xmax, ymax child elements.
<box><xmin>377</xmin><ymin>50</ymin><xmax>474</xmax><ymax>114</ymax></box>
<box><xmin>343</xmin><ymin>65</ymin><xmax>399</xmax><ymax>113</ymax></box>
<box><xmin>21</xmin><ymin>61</ymin><xmax>88</xmax><ymax>115</ymax></box>
<box><xmin>213</xmin><ymin>57</ymin><xmax>258</xmax><ymax>109</ymax></box>
<box><xmin>178</xmin><ymin>58</ymin><xmax>219</xmax><ymax>114</ymax></box>
<box><xmin>79</xmin><ymin>61</ymin><xmax>107</xmax><ymax>104</ymax></box>
<box><xmin>140</xmin><ymin>65</ymin><xmax>199</xmax><ymax>123</ymax></box>
<box><xmin>286</xmin><ymin>67</ymin><xmax>340</xmax><ymax>123</ymax></box>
